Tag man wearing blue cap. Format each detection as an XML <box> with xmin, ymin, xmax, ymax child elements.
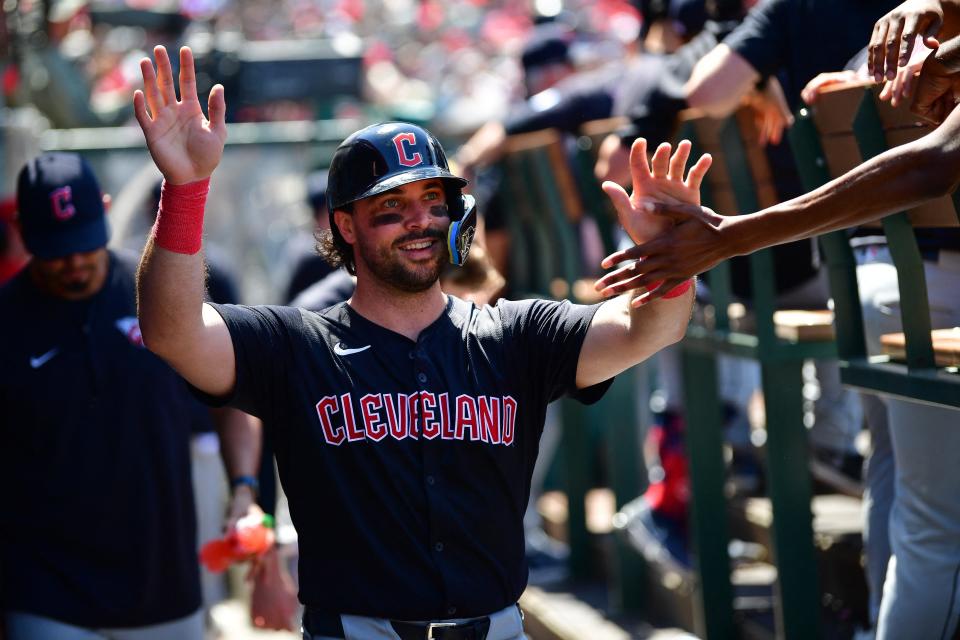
<box><xmin>0</xmin><ymin>152</ymin><xmax>207</xmax><ymax>639</ymax></box>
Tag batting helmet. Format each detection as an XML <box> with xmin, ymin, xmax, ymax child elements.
<box><xmin>326</xmin><ymin>122</ymin><xmax>476</xmax><ymax>267</ymax></box>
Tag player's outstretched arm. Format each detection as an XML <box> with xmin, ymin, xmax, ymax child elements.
<box><xmin>576</xmin><ymin>139</ymin><xmax>707</xmax><ymax>388</ymax></box>
<box><xmin>593</xmin><ymin>102</ymin><xmax>960</xmax><ymax>299</ymax></box>
<box><xmin>134</xmin><ymin>45</ymin><xmax>236</xmax><ymax>396</ymax></box>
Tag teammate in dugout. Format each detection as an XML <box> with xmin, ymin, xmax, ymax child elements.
<box><xmin>132</xmin><ymin>45</ymin><xmax>708</xmax><ymax>640</ymax></box>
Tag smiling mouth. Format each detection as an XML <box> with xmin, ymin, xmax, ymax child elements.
<box><xmin>398</xmin><ymin>239</ymin><xmax>437</xmax><ymax>251</ymax></box>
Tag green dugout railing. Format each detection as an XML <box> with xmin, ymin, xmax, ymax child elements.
<box><xmin>647</xmin><ymin>108</ymin><xmax>832</xmax><ymax>640</ymax></box>
<box><xmin>496</xmin><ymin>114</ymin><xmax>837</xmax><ymax>637</ymax></box>
<box><xmin>599</xmin><ymin>86</ymin><xmax>959</xmax><ymax>640</ymax></box>
<box><xmin>496</xmin><ymin>128</ymin><xmax>646</xmax><ymax>584</ymax></box>
<box><xmin>789</xmin><ymin>84</ymin><xmax>960</xmax><ymax>408</ymax></box>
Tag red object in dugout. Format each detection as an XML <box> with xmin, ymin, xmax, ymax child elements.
<box><xmin>200</xmin><ymin>513</ymin><xmax>275</xmax><ymax>572</ymax></box>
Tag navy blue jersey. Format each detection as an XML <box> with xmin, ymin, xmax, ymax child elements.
<box><xmin>0</xmin><ymin>250</ymin><xmax>201</xmax><ymax>627</ymax></box>
<box><xmin>202</xmin><ymin>296</ymin><xmax>611</xmax><ymax>619</ymax></box>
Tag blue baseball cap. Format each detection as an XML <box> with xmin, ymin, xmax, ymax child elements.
<box><xmin>521</xmin><ymin>25</ymin><xmax>572</xmax><ymax>71</ymax></box>
<box><xmin>16</xmin><ymin>152</ymin><xmax>109</xmax><ymax>259</ymax></box>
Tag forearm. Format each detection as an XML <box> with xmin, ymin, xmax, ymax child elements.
<box><xmin>137</xmin><ymin>237</ymin><xmax>208</xmax><ymax>356</ymax></box>
<box><xmin>729</xmin><ymin>115</ymin><xmax>960</xmax><ymax>253</ymax></box>
<box><xmin>213</xmin><ymin>407</ymin><xmax>261</xmax><ymax>480</ymax></box>
<box><xmin>215</xmin><ymin>407</ymin><xmax>264</xmax><ymax>527</ymax></box>
<box><xmin>577</xmin><ymin>283</ymin><xmax>694</xmax><ymax>388</ymax></box>
<box><xmin>627</xmin><ymin>285</ymin><xmax>694</xmax><ymax>350</ymax></box>
<box><xmin>686</xmin><ymin>45</ymin><xmax>761</xmax><ymax>118</ymax></box>
<box><xmin>455</xmin><ymin>121</ymin><xmax>507</xmax><ymax>172</ymax></box>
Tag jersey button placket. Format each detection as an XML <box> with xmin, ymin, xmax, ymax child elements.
<box><xmin>417</xmin><ymin>372</ymin><xmax>427</xmax><ymax>384</ymax></box>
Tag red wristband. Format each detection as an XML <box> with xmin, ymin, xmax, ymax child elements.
<box><xmin>649</xmin><ymin>278</ymin><xmax>694</xmax><ymax>299</ymax></box>
<box><xmin>152</xmin><ymin>178</ymin><xmax>210</xmax><ymax>255</ymax></box>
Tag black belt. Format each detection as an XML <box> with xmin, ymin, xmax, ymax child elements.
<box><xmin>303</xmin><ymin>608</ymin><xmax>491</xmax><ymax>640</ymax></box>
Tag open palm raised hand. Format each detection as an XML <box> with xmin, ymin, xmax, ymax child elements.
<box><xmin>134</xmin><ymin>46</ymin><xmax>227</xmax><ymax>185</ymax></box>
<box><xmin>601</xmin><ymin>138</ymin><xmax>711</xmax><ymax>247</ymax></box>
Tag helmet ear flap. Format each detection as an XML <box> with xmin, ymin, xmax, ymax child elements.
<box><xmin>447</xmin><ymin>195</ymin><xmax>477</xmax><ymax>267</ymax></box>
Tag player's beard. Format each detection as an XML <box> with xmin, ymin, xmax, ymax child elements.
<box><xmin>356</xmin><ymin>227</ymin><xmax>448</xmax><ymax>293</ymax></box>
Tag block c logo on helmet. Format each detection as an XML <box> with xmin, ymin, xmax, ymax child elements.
<box><xmin>392</xmin><ymin>133</ymin><xmax>423</xmax><ymax>167</ymax></box>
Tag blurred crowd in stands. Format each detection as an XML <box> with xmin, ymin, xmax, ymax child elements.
<box><xmin>2</xmin><ymin>0</ymin><xmax>651</xmax><ymax>129</ymax></box>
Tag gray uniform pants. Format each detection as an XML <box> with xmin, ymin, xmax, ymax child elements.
<box><xmin>302</xmin><ymin>603</ymin><xmax>525</xmax><ymax>640</ymax></box>
<box><xmin>5</xmin><ymin>609</ymin><xmax>203</xmax><ymax>640</ymax></box>
<box><xmin>857</xmin><ymin>247</ymin><xmax>960</xmax><ymax>640</ymax></box>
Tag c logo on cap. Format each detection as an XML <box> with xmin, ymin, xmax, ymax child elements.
<box><xmin>50</xmin><ymin>186</ymin><xmax>76</xmax><ymax>221</ymax></box>
<box><xmin>392</xmin><ymin>133</ymin><xmax>423</xmax><ymax>167</ymax></box>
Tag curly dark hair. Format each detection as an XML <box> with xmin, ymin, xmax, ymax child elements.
<box><xmin>315</xmin><ymin>204</ymin><xmax>356</xmax><ymax>275</ymax></box>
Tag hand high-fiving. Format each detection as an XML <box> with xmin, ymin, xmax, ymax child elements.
<box><xmin>595</xmin><ymin>137</ymin><xmax>711</xmax><ymax>305</ymax></box>
<box><xmin>134</xmin><ymin>46</ymin><xmax>227</xmax><ymax>185</ymax></box>
<box><xmin>600</xmin><ymin>138</ymin><xmax>711</xmax><ymax>247</ymax></box>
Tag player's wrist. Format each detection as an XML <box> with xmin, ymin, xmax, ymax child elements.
<box><xmin>152</xmin><ymin>177</ymin><xmax>209</xmax><ymax>254</ymax></box>
<box><xmin>661</xmin><ymin>278</ymin><xmax>694</xmax><ymax>299</ymax></box>
<box><xmin>230</xmin><ymin>474</ymin><xmax>260</xmax><ymax>499</ymax></box>
<box><xmin>645</xmin><ymin>277</ymin><xmax>694</xmax><ymax>299</ymax></box>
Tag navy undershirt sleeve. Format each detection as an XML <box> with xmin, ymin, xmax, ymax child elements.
<box><xmin>504</xmin><ymin>90</ymin><xmax>613</xmax><ymax>136</ymax></box>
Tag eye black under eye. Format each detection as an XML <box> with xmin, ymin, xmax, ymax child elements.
<box><xmin>372</xmin><ymin>213</ymin><xmax>403</xmax><ymax>226</ymax></box>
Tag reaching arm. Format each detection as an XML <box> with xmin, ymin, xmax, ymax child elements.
<box><xmin>685</xmin><ymin>44</ymin><xmax>761</xmax><ymax>118</ymax></box>
<box><xmin>212</xmin><ymin>407</ymin><xmax>263</xmax><ymax>528</ymax></box>
<box><xmin>454</xmin><ymin>121</ymin><xmax>507</xmax><ymax>180</ymax></box>
<box><xmin>576</xmin><ymin>138</ymin><xmax>710</xmax><ymax>387</ymax></box>
<box><xmin>134</xmin><ymin>45</ymin><xmax>234</xmax><ymax>396</ymax></box>
<box><xmin>593</xmin><ymin>102</ymin><xmax>960</xmax><ymax>298</ymax></box>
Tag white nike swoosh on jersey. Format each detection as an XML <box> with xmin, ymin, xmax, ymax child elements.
<box><xmin>29</xmin><ymin>348</ymin><xmax>60</xmax><ymax>369</ymax></box>
<box><xmin>333</xmin><ymin>343</ymin><xmax>371</xmax><ymax>356</ymax></box>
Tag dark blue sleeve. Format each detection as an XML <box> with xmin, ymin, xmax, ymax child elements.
<box><xmin>497</xmin><ymin>298</ymin><xmax>613</xmax><ymax>404</ymax></box>
<box><xmin>504</xmin><ymin>89</ymin><xmax>613</xmax><ymax>136</ymax></box>
<box><xmin>197</xmin><ymin>304</ymin><xmax>301</xmax><ymax>422</ymax></box>
<box><xmin>721</xmin><ymin>0</ymin><xmax>790</xmax><ymax>80</ymax></box>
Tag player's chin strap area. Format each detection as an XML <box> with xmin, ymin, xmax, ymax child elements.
<box><xmin>448</xmin><ymin>194</ymin><xmax>477</xmax><ymax>267</ymax></box>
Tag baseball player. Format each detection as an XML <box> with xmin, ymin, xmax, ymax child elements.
<box><xmin>133</xmin><ymin>45</ymin><xmax>704</xmax><ymax>640</ymax></box>
<box><xmin>0</xmin><ymin>153</ymin><xmax>205</xmax><ymax>639</ymax></box>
